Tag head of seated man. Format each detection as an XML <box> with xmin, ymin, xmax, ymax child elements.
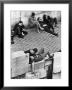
<box><xmin>47</xmin><ymin>15</ymin><xmax>51</xmax><ymax>20</ymax></box>
<box><xmin>30</xmin><ymin>48</ymin><xmax>38</xmax><ymax>54</ymax></box>
<box><xmin>43</xmin><ymin>14</ymin><xmax>47</xmax><ymax>21</ymax></box>
<box><xmin>31</xmin><ymin>12</ymin><xmax>35</xmax><ymax>18</ymax></box>
<box><xmin>18</xmin><ymin>21</ymin><xmax>23</xmax><ymax>26</ymax></box>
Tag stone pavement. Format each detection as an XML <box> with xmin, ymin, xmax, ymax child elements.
<box><xmin>11</xmin><ymin>23</ymin><xmax>61</xmax><ymax>54</ymax></box>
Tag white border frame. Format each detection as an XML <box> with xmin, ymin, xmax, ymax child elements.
<box><xmin>4</xmin><ymin>4</ymin><xmax>69</xmax><ymax>87</ymax></box>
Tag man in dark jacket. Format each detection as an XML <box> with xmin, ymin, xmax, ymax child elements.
<box><xmin>12</xmin><ymin>20</ymin><xmax>28</xmax><ymax>38</ymax></box>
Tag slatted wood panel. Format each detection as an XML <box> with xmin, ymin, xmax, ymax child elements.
<box><xmin>11</xmin><ymin>51</ymin><xmax>29</xmax><ymax>77</ymax></box>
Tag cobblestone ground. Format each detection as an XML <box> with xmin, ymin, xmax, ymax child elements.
<box><xmin>11</xmin><ymin>23</ymin><xmax>61</xmax><ymax>54</ymax></box>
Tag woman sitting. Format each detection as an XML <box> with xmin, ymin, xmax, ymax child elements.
<box><xmin>24</xmin><ymin>48</ymin><xmax>38</xmax><ymax>64</ymax></box>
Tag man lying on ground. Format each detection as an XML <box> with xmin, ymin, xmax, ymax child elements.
<box><xmin>24</xmin><ymin>48</ymin><xmax>38</xmax><ymax>64</ymax></box>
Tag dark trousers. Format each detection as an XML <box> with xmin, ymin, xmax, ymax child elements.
<box><xmin>44</xmin><ymin>26</ymin><xmax>58</xmax><ymax>36</ymax></box>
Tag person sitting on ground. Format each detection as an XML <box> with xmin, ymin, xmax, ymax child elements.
<box><xmin>18</xmin><ymin>21</ymin><xmax>28</xmax><ymax>37</ymax></box>
<box><xmin>38</xmin><ymin>14</ymin><xmax>48</xmax><ymax>27</ymax></box>
<box><xmin>47</xmin><ymin>15</ymin><xmax>55</xmax><ymax>32</ymax></box>
<box><xmin>37</xmin><ymin>17</ymin><xmax>43</xmax><ymax>24</ymax></box>
<box><xmin>42</xmin><ymin>14</ymin><xmax>48</xmax><ymax>24</ymax></box>
<box><xmin>28</xmin><ymin>12</ymin><xmax>44</xmax><ymax>33</ymax></box>
<box><xmin>41</xmin><ymin>15</ymin><xmax>58</xmax><ymax>37</ymax></box>
<box><xmin>12</xmin><ymin>20</ymin><xmax>28</xmax><ymax>38</ymax></box>
<box><xmin>37</xmin><ymin>14</ymin><xmax>50</xmax><ymax>31</ymax></box>
<box><xmin>53</xmin><ymin>17</ymin><xmax>57</xmax><ymax>27</ymax></box>
<box><xmin>37</xmin><ymin>17</ymin><xmax>45</xmax><ymax>30</ymax></box>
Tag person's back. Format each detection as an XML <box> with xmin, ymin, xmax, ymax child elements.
<box><xmin>13</xmin><ymin>23</ymin><xmax>19</xmax><ymax>31</ymax></box>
